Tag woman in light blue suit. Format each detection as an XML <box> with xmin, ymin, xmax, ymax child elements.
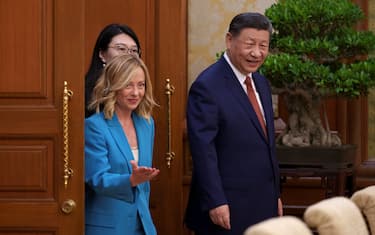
<box><xmin>85</xmin><ymin>54</ymin><xmax>159</xmax><ymax>235</ymax></box>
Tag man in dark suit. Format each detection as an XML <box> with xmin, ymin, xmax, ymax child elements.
<box><xmin>184</xmin><ymin>12</ymin><xmax>283</xmax><ymax>235</ymax></box>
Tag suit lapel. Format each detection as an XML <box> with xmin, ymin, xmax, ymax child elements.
<box><xmin>107</xmin><ymin>113</ymin><xmax>134</xmax><ymax>171</ymax></box>
<box><xmin>132</xmin><ymin>114</ymin><xmax>147</xmax><ymax>166</ymax></box>
<box><xmin>220</xmin><ymin>58</ymin><xmax>268</xmax><ymax>142</ymax></box>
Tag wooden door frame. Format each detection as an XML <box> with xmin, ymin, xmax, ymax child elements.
<box><xmin>148</xmin><ymin>0</ymin><xmax>188</xmax><ymax>234</ymax></box>
<box><xmin>55</xmin><ymin>0</ymin><xmax>85</xmax><ymax>233</ymax></box>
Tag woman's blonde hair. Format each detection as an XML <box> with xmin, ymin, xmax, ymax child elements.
<box><xmin>88</xmin><ymin>54</ymin><xmax>157</xmax><ymax>120</ymax></box>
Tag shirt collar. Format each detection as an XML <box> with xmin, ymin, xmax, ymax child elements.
<box><xmin>223</xmin><ymin>51</ymin><xmax>252</xmax><ymax>84</ymax></box>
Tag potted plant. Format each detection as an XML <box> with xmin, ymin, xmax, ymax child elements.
<box><xmin>260</xmin><ymin>0</ymin><xmax>375</xmax><ymax>167</ymax></box>
<box><xmin>262</xmin><ymin>0</ymin><xmax>375</xmax><ymax>147</ymax></box>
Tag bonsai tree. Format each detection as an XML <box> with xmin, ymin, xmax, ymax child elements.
<box><xmin>261</xmin><ymin>0</ymin><xmax>375</xmax><ymax>147</ymax></box>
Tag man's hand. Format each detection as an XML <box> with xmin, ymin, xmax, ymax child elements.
<box><xmin>278</xmin><ymin>198</ymin><xmax>283</xmax><ymax>216</ymax></box>
<box><xmin>209</xmin><ymin>204</ymin><xmax>231</xmax><ymax>230</ymax></box>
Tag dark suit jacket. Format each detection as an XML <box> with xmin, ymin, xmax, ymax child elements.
<box><xmin>185</xmin><ymin>56</ymin><xmax>280</xmax><ymax>235</ymax></box>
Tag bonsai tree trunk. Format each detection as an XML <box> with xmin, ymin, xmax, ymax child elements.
<box><xmin>277</xmin><ymin>88</ymin><xmax>342</xmax><ymax>147</ymax></box>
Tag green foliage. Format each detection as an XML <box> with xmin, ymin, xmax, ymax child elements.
<box><xmin>271</xmin><ymin>36</ymin><xmax>339</xmax><ymax>61</ymax></box>
<box><xmin>260</xmin><ymin>54</ymin><xmax>329</xmax><ymax>88</ymax></box>
<box><xmin>333</xmin><ymin>59</ymin><xmax>375</xmax><ymax>97</ymax></box>
<box><xmin>262</xmin><ymin>0</ymin><xmax>375</xmax><ymax>98</ymax></box>
<box><xmin>266</xmin><ymin>0</ymin><xmax>363</xmax><ymax>39</ymax></box>
<box><xmin>336</xmin><ymin>30</ymin><xmax>375</xmax><ymax>56</ymax></box>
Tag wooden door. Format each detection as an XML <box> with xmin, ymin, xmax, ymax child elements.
<box><xmin>84</xmin><ymin>0</ymin><xmax>188</xmax><ymax>234</ymax></box>
<box><xmin>0</xmin><ymin>0</ymin><xmax>84</xmax><ymax>234</ymax></box>
<box><xmin>150</xmin><ymin>1</ymin><xmax>188</xmax><ymax>234</ymax></box>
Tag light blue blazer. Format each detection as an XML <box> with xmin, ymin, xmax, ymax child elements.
<box><xmin>85</xmin><ymin>112</ymin><xmax>157</xmax><ymax>235</ymax></box>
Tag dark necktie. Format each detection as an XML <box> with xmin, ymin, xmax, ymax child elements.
<box><xmin>245</xmin><ymin>76</ymin><xmax>267</xmax><ymax>137</ymax></box>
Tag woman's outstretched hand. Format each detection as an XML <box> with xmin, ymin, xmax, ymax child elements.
<box><xmin>129</xmin><ymin>160</ymin><xmax>160</xmax><ymax>187</ymax></box>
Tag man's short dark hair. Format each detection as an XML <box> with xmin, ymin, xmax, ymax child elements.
<box><xmin>228</xmin><ymin>12</ymin><xmax>273</xmax><ymax>37</ymax></box>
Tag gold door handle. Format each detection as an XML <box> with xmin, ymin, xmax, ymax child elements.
<box><xmin>61</xmin><ymin>199</ymin><xmax>76</xmax><ymax>214</ymax></box>
<box><xmin>165</xmin><ymin>79</ymin><xmax>175</xmax><ymax>168</ymax></box>
<box><xmin>63</xmin><ymin>81</ymin><xmax>74</xmax><ymax>188</ymax></box>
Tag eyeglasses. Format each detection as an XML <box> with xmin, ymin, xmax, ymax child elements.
<box><xmin>108</xmin><ymin>44</ymin><xmax>140</xmax><ymax>56</ymax></box>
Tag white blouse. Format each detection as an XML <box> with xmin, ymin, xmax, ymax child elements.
<box><xmin>131</xmin><ymin>148</ymin><xmax>139</xmax><ymax>163</ymax></box>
